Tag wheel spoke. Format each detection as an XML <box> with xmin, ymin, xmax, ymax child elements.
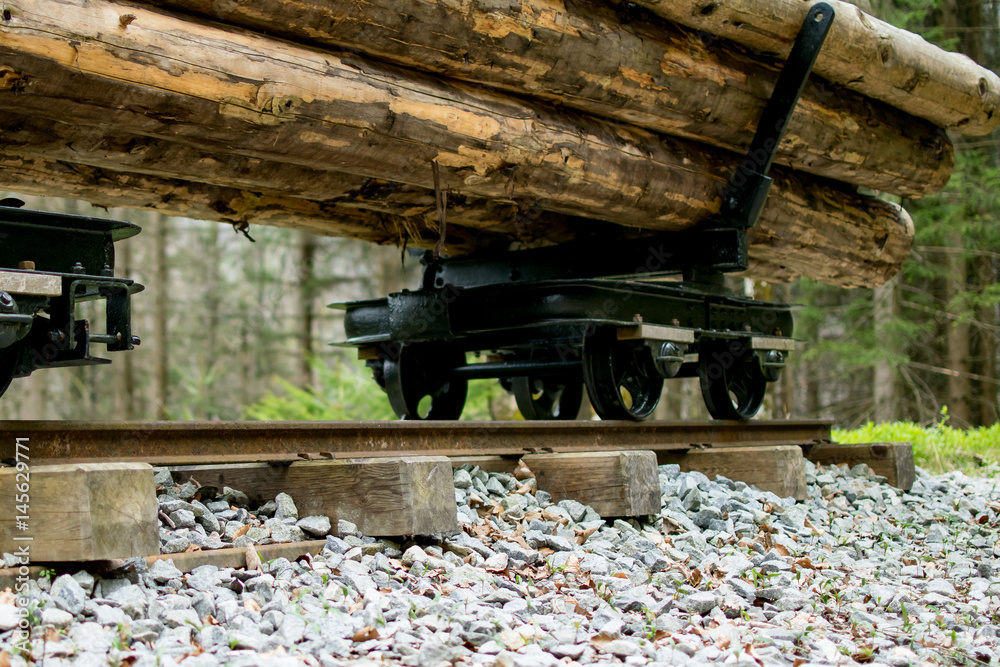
<box><xmin>384</xmin><ymin>343</ymin><xmax>467</xmax><ymax>420</ymax></box>
<box><xmin>582</xmin><ymin>328</ymin><xmax>661</xmax><ymax>421</ymax></box>
<box><xmin>513</xmin><ymin>375</ymin><xmax>583</xmax><ymax>420</ymax></box>
<box><xmin>699</xmin><ymin>340</ymin><xmax>766</xmax><ymax>420</ymax></box>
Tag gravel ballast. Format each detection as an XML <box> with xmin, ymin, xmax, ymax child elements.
<box><xmin>3</xmin><ymin>459</ymin><xmax>1000</xmax><ymax>667</ymax></box>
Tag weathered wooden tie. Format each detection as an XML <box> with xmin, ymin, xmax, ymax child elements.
<box><xmin>657</xmin><ymin>445</ymin><xmax>809</xmax><ymax>501</ymax></box>
<box><xmin>804</xmin><ymin>442</ymin><xmax>915</xmax><ymax>490</ymax></box>
<box><xmin>0</xmin><ymin>463</ymin><xmax>159</xmax><ymax>561</ymax></box>
<box><xmin>0</xmin><ymin>540</ymin><xmax>328</xmax><ymax>590</ymax></box>
<box><xmin>168</xmin><ymin>457</ymin><xmax>458</xmax><ymax>536</ymax></box>
<box><xmin>453</xmin><ymin>451</ymin><xmax>661</xmax><ymax>518</ymax></box>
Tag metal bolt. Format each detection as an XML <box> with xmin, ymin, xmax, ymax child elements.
<box><xmin>72</xmin><ymin>262</ymin><xmax>85</xmax><ymax>274</ymax></box>
<box><xmin>0</xmin><ymin>292</ymin><xmax>14</xmax><ymax>312</ymax></box>
<box><xmin>17</xmin><ymin>260</ymin><xmax>34</xmax><ymax>270</ymax></box>
<box><xmin>48</xmin><ymin>329</ymin><xmax>65</xmax><ymax>343</ymax></box>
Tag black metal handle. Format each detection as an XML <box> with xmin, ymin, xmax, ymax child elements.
<box><xmin>721</xmin><ymin>2</ymin><xmax>835</xmax><ymax>229</ymax></box>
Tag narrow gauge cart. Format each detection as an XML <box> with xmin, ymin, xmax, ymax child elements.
<box><xmin>0</xmin><ymin>199</ymin><xmax>143</xmax><ymax>398</ymax></box>
<box><xmin>336</xmin><ymin>5</ymin><xmax>833</xmax><ymax>421</ymax></box>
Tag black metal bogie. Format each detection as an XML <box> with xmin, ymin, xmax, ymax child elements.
<box><xmin>340</xmin><ymin>279</ymin><xmax>793</xmax><ymax>421</ymax></box>
<box><xmin>0</xmin><ymin>202</ymin><xmax>143</xmax><ymax>399</ymax></box>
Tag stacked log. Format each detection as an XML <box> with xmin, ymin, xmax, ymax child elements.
<box><xmin>0</xmin><ymin>0</ymin><xmax>993</xmax><ymax>286</ymax></box>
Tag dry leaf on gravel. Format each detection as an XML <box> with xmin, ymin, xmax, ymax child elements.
<box><xmin>589</xmin><ymin>632</ymin><xmax>615</xmax><ymax>649</ymax></box>
<box><xmin>514</xmin><ymin>481</ymin><xmax>535</xmax><ymax>494</ymax></box>
<box><xmin>541</xmin><ymin>510</ymin><xmax>567</xmax><ymax>524</ymax></box>
<box><xmin>513</xmin><ymin>460</ymin><xmax>534</xmax><ymax>480</ymax></box>
<box><xmin>564</xmin><ymin>554</ymin><xmax>581</xmax><ymax>574</ymax></box>
<box><xmin>353</xmin><ymin>626</ymin><xmax>379</xmax><ymax>642</ymax></box>
<box><xmin>245</xmin><ymin>546</ymin><xmax>262</xmax><ymax>572</ymax></box>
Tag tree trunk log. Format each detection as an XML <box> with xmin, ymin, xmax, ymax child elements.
<box><xmin>126</xmin><ymin>0</ymin><xmax>953</xmax><ymax>197</ymax></box>
<box><xmin>0</xmin><ymin>151</ymin><xmax>908</xmax><ymax>288</ymax></box>
<box><xmin>0</xmin><ymin>153</ymin><xmax>528</xmax><ymax>255</ymax></box>
<box><xmin>629</xmin><ymin>0</ymin><xmax>1000</xmax><ymax>135</ymax></box>
<box><xmin>0</xmin><ymin>0</ymin><xmax>912</xmax><ymax>286</ymax></box>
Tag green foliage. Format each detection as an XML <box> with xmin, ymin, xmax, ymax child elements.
<box><xmin>244</xmin><ymin>354</ymin><xmax>514</xmax><ymax>420</ymax></box>
<box><xmin>244</xmin><ymin>357</ymin><xmax>396</xmax><ymax>420</ymax></box>
<box><xmin>834</xmin><ymin>409</ymin><xmax>1000</xmax><ymax>473</ymax></box>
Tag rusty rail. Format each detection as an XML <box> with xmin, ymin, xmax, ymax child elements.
<box><xmin>0</xmin><ymin>420</ymin><xmax>832</xmax><ymax>465</ymax></box>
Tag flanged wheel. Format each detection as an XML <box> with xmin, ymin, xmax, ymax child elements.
<box><xmin>698</xmin><ymin>338</ymin><xmax>767</xmax><ymax>420</ymax></box>
<box><xmin>383</xmin><ymin>343</ymin><xmax>468</xmax><ymax>420</ymax></box>
<box><xmin>512</xmin><ymin>376</ymin><xmax>584</xmax><ymax>420</ymax></box>
<box><xmin>582</xmin><ymin>327</ymin><xmax>663</xmax><ymax>421</ymax></box>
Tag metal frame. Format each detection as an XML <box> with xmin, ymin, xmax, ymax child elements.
<box><xmin>0</xmin><ymin>201</ymin><xmax>143</xmax><ymax>393</ymax></box>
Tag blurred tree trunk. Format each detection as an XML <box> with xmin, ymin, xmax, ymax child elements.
<box><xmin>945</xmin><ymin>231</ymin><xmax>972</xmax><ymax>425</ymax></box>
<box><xmin>153</xmin><ymin>212</ymin><xmax>170</xmax><ymax>420</ymax></box>
<box><xmin>297</xmin><ymin>232</ymin><xmax>317</xmax><ymax>389</ymax></box>
<box><xmin>873</xmin><ymin>275</ymin><xmax>900</xmax><ymax>422</ymax></box>
<box><xmin>976</xmin><ymin>255</ymin><xmax>998</xmax><ymax>424</ymax></box>
<box><xmin>204</xmin><ymin>224</ymin><xmax>221</xmax><ymax>370</ymax></box>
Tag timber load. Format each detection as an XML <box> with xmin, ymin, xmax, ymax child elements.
<box><xmin>0</xmin><ymin>0</ymin><xmax>994</xmax><ymax>286</ymax></box>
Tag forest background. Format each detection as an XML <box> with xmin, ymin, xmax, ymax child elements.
<box><xmin>0</xmin><ymin>0</ymin><xmax>997</xmax><ymax>426</ymax></box>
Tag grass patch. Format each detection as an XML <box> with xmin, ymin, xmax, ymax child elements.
<box><xmin>834</xmin><ymin>409</ymin><xmax>1000</xmax><ymax>475</ymax></box>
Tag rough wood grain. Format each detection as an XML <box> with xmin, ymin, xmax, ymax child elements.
<box><xmin>0</xmin><ymin>152</ymin><xmax>569</xmax><ymax>256</ymax></box>
<box><xmin>0</xmin><ymin>0</ymin><xmax>915</xmax><ymax>287</ymax></box>
<box><xmin>805</xmin><ymin>442</ymin><xmax>915</xmax><ymax>490</ymax></box>
<box><xmin>658</xmin><ymin>445</ymin><xmax>807</xmax><ymax>500</ymax></box>
<box><xmin>0</xmin><ymin>463</ymin><xmax>159</xmax><ymax>561</ymax></box>
<box><xmin>168</xmin><ymin>458</ymin><xmax>458</xmax><ymax>536</ymax></box>
<box><xmin>0</xmin><ymin>540</ymin><xmax>327</xmax><ymax>587</ymax></box>
<box><xmin>453</xmin><ymin>451</ymin><xmax>660</xmax><ymax>517</ymax></box>
<box><xmin>0</xmin><ymin>151</ymin><xmax>914</xmax><ymax>287</ymax></box>
<box><xmin>0</xmin><ymin>0</ymin><xmax>912</xmax><ymax>285</ymax></box>
<box><xmin>135</xmin><ymin>0</ymin><xmax>952</xmax><ymax>197</ymax></box>
<box><xmin>630</xmin><ymin>0</ymin><xmax>1000</xmax><ymax>135</ymax></box>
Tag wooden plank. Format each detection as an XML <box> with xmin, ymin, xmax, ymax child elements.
<box><xmin>0</xmin><ymin>270</ymin><xmax>61</xmax><ymax>296</ymax></box>
<box><xmin>0</xmin><ymin>540</ymin><xmax>328</xmax><ymax>590</ymax></box>
<box><xmin>0</xmin><ymin>463</ymin><xmax>159</xmax><ymax>561</ymax></box>
<box><xmin>804</xmin><ymin>442</ymin><xmax>915</xmax><ymax>490</ymax></box>
<box><xmin>103</xmin><ymin>540</ymin><xmax>328</xmax><ymax>574</ymax></box>
<box><xmin>169</xmin><ymin>457</ymin><xmax>457</xmax><ymax>536</ymax></box>
<box><xmin>657</xmin><ymin>445</ymin><xmax>807</xmax><ymax>501</ymax></box>
<box><xmin>454</xmin><ymin>451</ymin><xmax>660</xmax><ymax>517</ymax></box>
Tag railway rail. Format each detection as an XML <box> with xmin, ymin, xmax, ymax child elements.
<box><xmin>0</xmin><ymin>419</ymin><xmax>832</xmax><ymax>465</ymax></box>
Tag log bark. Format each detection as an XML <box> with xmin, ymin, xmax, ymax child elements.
<box><xmin>0</xmin><ymin>0</ymin><xmax>912</xmax><ymax>286</ymax></box>
<box><xmin>628</xmin><ymin>0</ymin><xmax>1000</xmax><ymax>135</ymax></box>
<box><xmin>0</xmin><ymin>152</ymin><xmax>908</xmax><ymax>287</ymax></box>
<box><xmin>0</xmin><ymin>153</ymin><xmax>531</xmax><ymax>255</ymax></box>
<box><xmin>127</xmin><ymin>0</ymin><xmax>953</xmax><ymax>197</ymax></box>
